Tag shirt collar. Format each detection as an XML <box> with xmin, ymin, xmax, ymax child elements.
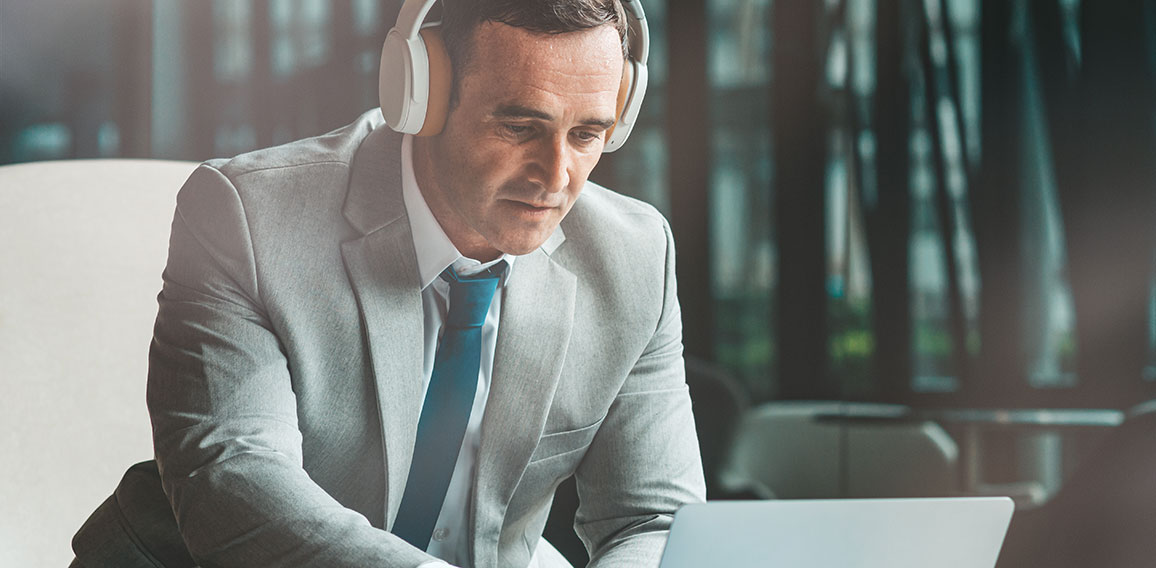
<box><xmin>401</xmin><ymin>134</ymin><xmax>515</xmax><ymax>290</ymax></box>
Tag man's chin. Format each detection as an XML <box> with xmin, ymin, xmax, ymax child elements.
<box><xmin>496</xmin><ymin>241</ymin><xmax>547</xmax><ymax>256</ymax></box>
<box><xmin>491</xmin><ymin>231</ymin><xmax>557</xmax><ymax>257</ymax></box>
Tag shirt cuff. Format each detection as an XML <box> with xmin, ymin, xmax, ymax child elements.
<box><xmin>417</xmin><ymin>561</ymin><xmax>456</xmax><ymax>568</ymax></box>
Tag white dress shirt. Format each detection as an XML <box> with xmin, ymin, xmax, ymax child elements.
<box><xmin>401</xmin><ymin>135</ymin><xmax>514</xmax><ymax>568</ymax></box>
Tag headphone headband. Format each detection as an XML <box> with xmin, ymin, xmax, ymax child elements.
<box><xmin>380</xmin><ymin>0</ymin><xmax>649</xmax><ymax>152</ymax></box>
<box><xmin>394</xmin><ymin>0</ymin><xmax>440</xmax><ymax>38</ymax></box>
<box><xmin>622</xmin><ymin>0</ymin><xmax>649</xmax><ymax>62</ymax></box>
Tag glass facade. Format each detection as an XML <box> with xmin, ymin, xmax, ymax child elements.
<box><xmin>1</xmin><ymin>0</ymin><xmax>1153</xmax><ymax>408</ymax></box>
<box><xmin>708</xmin><ymin>0</ymin><xmax>776</xmax><ymax>398</ymax></box>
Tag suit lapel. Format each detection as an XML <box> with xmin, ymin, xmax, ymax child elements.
<box><xmin>340</xmin><ymin>126</ymin><xmax>425</xmax><ymax>529</ymax></box>
<box><xmin>471</xmin><ymin>248</ymin><xmax>577</xmax><ymax>568</ymax></box>
<box><xmin>341</xmin><ymin>122</ymin><xmax>580</xmax><ymax>559</ymax></box>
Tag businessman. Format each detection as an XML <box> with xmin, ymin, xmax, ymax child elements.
<box><xmin>73</xmin><ymin>1</ymin><xmax>704</xmax><ymax>567</ymax></box>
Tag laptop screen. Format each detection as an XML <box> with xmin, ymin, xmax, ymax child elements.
<box><xmin>659</xmin><ymin>497</ymin><xmax>1013</xmax><ymax>568</ymax></box>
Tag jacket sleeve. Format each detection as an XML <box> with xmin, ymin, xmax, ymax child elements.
<box><xmin>573</xmin><ymin>217</ymin><xmax>708</xmax><ymax>567</ymax></box>
<box><xmin>146</xmin><ymin>164</ymin><xmax>433</xmax><ymax>567</ymax></box>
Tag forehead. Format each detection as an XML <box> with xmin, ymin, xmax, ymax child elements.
<box><xmin>458</xmin><ymin>22</ymin><xmax>624</xmax><ymax>112</ymax></box>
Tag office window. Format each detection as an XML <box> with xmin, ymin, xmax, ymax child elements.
<box><xmin>214</xmin><ymin>0</ymin><xmax>254</xmax><ymax>82</ymax></box>
<box><xmin>826</xmin><ymin>0</ymin><xmax>876</xmax><ymax>398</ymax></box>
<box><xmin>707</xmin><ymin>0</ymin><xmax>775</xmax><ymax>398</ymax></box>
<box><xmin>599</xmin><ymin>0</ymin><xmax>670</xmax><ymax>216</ymax></box>
<box><xmin>2</xmin><ymin>0</ymin><xmax>1153</xmax><ymax>409</ymax></box>
<box><xmin>212</xmin><ymin>0</ymin><xmax>256</xmax><ymax>157</ymax></box>
<box><xmin>909</xmin><ymin>124</ymin><xmax>959</xmax><ymax>392</ymax></box>
<box><xmin>270</xmin><ymin>0</ymin><xmax>332</xmax><ymax>78</ymax></box>
<box><xmin>352</xmin><ymin>0</ymin><xmax>382</xmax><ymax>37</ymax></box>
<box><xmin>908</xmin><ymin>0</ymin><xmax>981</xmax><ymax>394</ymax></box>
<box><xmin>1</xmin><ymin>2</ymin><xmax>121</xmax><ymax>163</ymax></box>
<box><xmin>9</xmin><ymin>123</ymin><xmax>73</xmax><ymax>163</ymax></box>
<box><xmin>1019</xmin><ymin>11</ymin><xmax>1078</xmax><ymax>389</ymax></box>
<box><xmin>1149</xmin><ymin>255</ymin><xmax>1156</xmax><ymax>382</ymax></box>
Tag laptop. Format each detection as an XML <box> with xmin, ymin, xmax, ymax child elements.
<box><xmin>659</xmin><ymin>497</ymin><xmax>1014</xmax><ymax>568</ymax></box>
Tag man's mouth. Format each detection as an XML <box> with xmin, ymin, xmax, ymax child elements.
<box><xmin>508</xmin><ymin>200</ymin><xmax>556</xmax><ymax>211</ymax></box>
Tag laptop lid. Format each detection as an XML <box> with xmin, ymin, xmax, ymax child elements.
<box><xmin>659</xmin><ymin>497</ymin><xmax>1014</xmax><ymax>568</ymax></box>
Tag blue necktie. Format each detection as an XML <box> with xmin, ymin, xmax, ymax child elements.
<box><xmin>392</xmin><ymin>261</ymin><xmax>505</xmax><ymax>550</ymax></box>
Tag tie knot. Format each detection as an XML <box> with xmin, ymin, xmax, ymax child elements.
<box><xmin>441</xmin><ymin>261</ymin><xmax>505</xmax><ymax>328</ymax></box>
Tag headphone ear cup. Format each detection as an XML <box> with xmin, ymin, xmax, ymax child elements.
<box><xmin>416</xmin><ymin>27</ymin><xmax>452</xmax><ymax>137</ymax></box>
<box><xmin>379</xmin><ymin>26</ymin><xmax>442</xmax><ymax>135</ymax></box>
<box><xmin>603</xmin><ymin>58</ymin><xmax>647</xmax><ymax>153</ymax></box>
<box><xmin>605</xmin><ymin>61</ymin><xmax>633</xmax><ymax>144</ymax></box>
<box><xmin>379</xmin><ymin>30</ymin><xmax>417</xmax><ymax>133</ymax></box>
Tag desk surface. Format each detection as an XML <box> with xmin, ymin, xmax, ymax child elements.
<box><xmin>913</xmin><ymin>408</ymin><xmax>1124</xmax><ymax>427</ymax></box>
<box><xmin>816</xmin><ymin>407</ymin><xmax>1125</xmax><ymax>428</ymax></box>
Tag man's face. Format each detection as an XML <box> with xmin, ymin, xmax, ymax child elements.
<box><xmin>413</xmin><ymin>22</ymin><xmax>625</xmax><ymax>261</ymax></box>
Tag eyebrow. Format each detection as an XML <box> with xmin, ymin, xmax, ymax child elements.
<box><xmin>492</xmin><ymin>104</ymin><xmax>617</xmax><ymax>130</ymax></box>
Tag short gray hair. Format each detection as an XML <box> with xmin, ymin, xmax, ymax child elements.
<box><xmin>440</xmin><ymin>0</ymin><xmax>629</xmax><ymax>104</ymax></box>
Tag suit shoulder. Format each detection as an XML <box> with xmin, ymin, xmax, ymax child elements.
<box><xmin>207</xmin><ymin>109</ymin><xmax>385</xmax><ymax>182</ymax></box>
<box><xmin>557</xmin><ymin>182</ymin><xmax>672</xmax><ymax>273</ymax></box>
<box><xmin>570</xmin><ymin>182</ymin><xmax>670</xmax><ymax>237</ymax></box>
<box><xmin>177</xmin><ymin>110</ymin><xmax>393</xmax><ymax>244</ymax></box>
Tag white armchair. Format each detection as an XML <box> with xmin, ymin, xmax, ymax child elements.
<box><xmin>0</xmin><ymin>159</ymin><xmax>198</xmax><ymax>567</ymax></box>
<box><xmin>718</xmin><ymin>401</ymin><xmax>960</xmax><ymax>499</ymax></box>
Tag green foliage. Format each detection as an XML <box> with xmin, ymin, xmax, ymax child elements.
<box><xmin>714</xmin><ymin>293</ymin><xmax>775</xmax><ymax>400</ymax></box>
<box><xmin>828</xmin><ymin>297</ymin><xmax>876</xmax><ymax>398</ymax></box>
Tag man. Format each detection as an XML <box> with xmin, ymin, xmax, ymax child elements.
<box><xmin>74</xmin><ymin>1</ymin><xmax>704</xmax><ymax>567</ymax></box>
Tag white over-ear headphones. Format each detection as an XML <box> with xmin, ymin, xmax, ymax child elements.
<box><xmin>378</xmin><ymin>0</ymin><xmax>650</xmax><ymax>153</ymax></box>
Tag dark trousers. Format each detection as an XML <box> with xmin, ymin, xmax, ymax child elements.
<box><xmin>71</xmin><ymin>461</ymin><xmax>196</xmax><ymax>568</ymax></box>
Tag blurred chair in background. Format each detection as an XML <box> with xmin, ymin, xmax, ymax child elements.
<box><xmin>0</xmin><ymin>159</ymin><xmax>197</xmax><ymax>567</ymax></box>
<box><xmin>717</xmin><ymin>401</ymin><xmax>959</xmax><ymax>499</ymax></box>
<box><xmin>683</xmin><ymin>357</ymin><xmax>751</xmax><ymax>498</ymax></box>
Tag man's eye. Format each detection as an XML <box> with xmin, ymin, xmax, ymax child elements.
<box><xmin>501</xmin><ymin>124</ymin><xmax>532</xmax><ymax>137</ymax></box>
<box><xmin>572</xmin><ymin>130</ymin><xmax>602</xmax><ymax>145</ymax></box>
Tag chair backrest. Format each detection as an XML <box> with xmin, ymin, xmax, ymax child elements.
<box><xmin>684</xmin><ymin>357</ymin><xmax>750</xmax><ymax>496</ymax></box>
<box><xmin>0</xmin><ymin>159</ymin><xmax>198</xmax><ymax>567</ymax></box>
<box><xmin>719</xmin><ymin>401</ymin><xmax>959</xmax><ymax>499</ymax></box>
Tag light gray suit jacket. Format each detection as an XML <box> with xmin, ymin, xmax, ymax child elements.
<box><xmin>146</xmin><ymin>110</ymin><xmax>705</xmax><ymax>568</ymax></box>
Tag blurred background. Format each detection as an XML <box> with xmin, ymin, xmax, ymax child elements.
<box><xmin>2</xmin><ymin>0</ymin><xmax>1155</xmax><ymax>566</ymax></box>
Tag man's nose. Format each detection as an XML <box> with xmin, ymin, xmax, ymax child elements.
<box><xmin>528</xmin><ymin>136</ymin><xmax>571</xmax><ymax>192</ymax></box>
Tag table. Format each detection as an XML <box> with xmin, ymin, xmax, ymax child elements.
<box><xmin>911</xmin><ymin>408</ymin><xmax>1124</xmax><ymax>492</ymax></box>
<box><xmin>815</xmin><ymin>407</ymin><xmax>1125</xmax><ymax>493</ymax></box>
